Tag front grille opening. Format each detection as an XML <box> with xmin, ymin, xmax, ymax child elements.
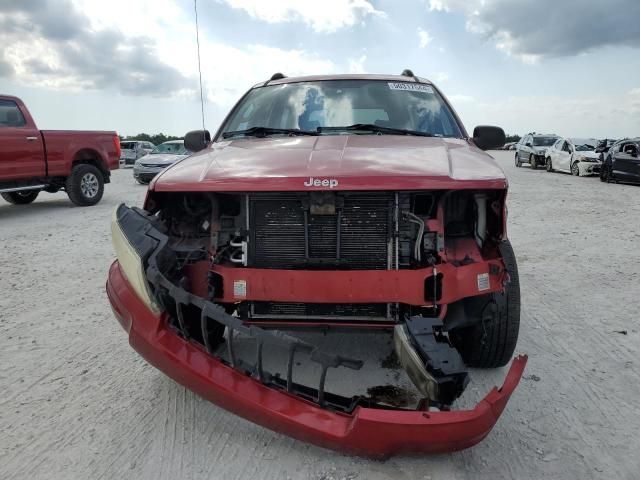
<box><xmin>249</xmin><ymin>193</ymin><xmax>393</xmax><ymax>270</ymax></box>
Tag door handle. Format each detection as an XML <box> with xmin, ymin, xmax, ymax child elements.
<box><xmin>26</xmin><ymin>136</ymin><xmax>38</xmax><ymax>142</ymax></box>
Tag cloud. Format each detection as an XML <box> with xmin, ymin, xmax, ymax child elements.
<box><xmin>348</xmin><ymin>55</ymin><xmax>367</xmax><ymax>73</ymax></box>
<box><xmin>219</xmin><ymin>0</ymin><xmax>386</xmax><ymax>33</ymax></box>
<box><xmin>433</xmin><ymin>72</ymin><xmax>449</xmax><ymax>83</ymax></box>
<box><xmin>417</xmin><ymin>28</ymin><xmax>433</xmax><ymax>48</ymax></box>
<box><xmin>0</xmin><ymin>0</ymin><xmax>194</xmax><ymax>96</ymax></box>
<box><xmin>453</xmin><ymin>90</ymin><xmax>640</xmax><ymax>138</ymax></box>
<box><xmin>429</xmin><ymin>0</ymin><xmax>640</xmax><ymax>60</ymax></box>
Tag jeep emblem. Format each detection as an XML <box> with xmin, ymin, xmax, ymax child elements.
<box><xmin>304</xmin><ymin>177</ymin><xmax>338</xmax><ymax>189</ymax></box>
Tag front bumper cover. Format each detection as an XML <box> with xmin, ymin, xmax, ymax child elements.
<box><xmin>106</xmin><ymin>204</ymin><xmax>528</xmax><ymax>457</ymax></box>
<box><xmin>108</xmin><ymin>261</ymin><xmax>526</xmax><ymax>456</ymax></box>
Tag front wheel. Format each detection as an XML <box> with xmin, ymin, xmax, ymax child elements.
<box><xmin>515</xmin><ymin>153</ymin><xmax>522</xmax><ymax>167</ymax></box>
<box><xmin>450</xmin><ymin>240</ymin><xmax>520</xmax><ymax>368</ymax></box>
<box><xmin>1</xmin><ymin>190</ymin><xmax>40</xmax><ymax>205</ymax></box>
<box><xmin>530</xmin><ymin>155</ymin><xmax>537</xmax><ymax>169</ymax></box>
<box><xmin>65</xmin><ymin>164</ymin><xmax>104</xmax><ymax>206</ymax></box>
<box><xmin>571</xmin><ymin>161</ymin><xmax>580</xmax><ymax>176</ymax></box>
<box><xmin>546</xmin><ymin>157</ymin><xmax>554</xmax><ymax>172</ymax></box>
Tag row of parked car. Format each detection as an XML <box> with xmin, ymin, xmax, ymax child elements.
<box><xmin>512</xmin><ymin>133</ymin><xmax>640</xmax><ymax>184</ymax></box>
<box><xmin>119</xmin><ymin>139</ymin><xmax>191</xmax><ymax>184</ymax></box>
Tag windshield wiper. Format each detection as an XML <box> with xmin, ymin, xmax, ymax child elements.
<box><xmin>317</xmin><ymin>124</ymin><xmax>434</xmax><ymax>137</ymax></box>
<box><xmin>222</xmin><ymin>126</ymin><xmax>318</xmax><ymax>139</ymax></box>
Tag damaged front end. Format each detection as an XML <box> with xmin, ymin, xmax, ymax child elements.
<box><xmin>107</xmin><ymin>202</ymin><xmax>527</xmax><ymax>457</ymax></box>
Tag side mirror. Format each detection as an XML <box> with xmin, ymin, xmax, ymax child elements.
<box><xmin>184</xmin><ymin>129</ymin><xmax>211</xmax><ymax>152</ymax></box>
<box><xmin>472</xmin><ymin>125</ymin><xmax>505</xmax><ymax>151</ymax></box>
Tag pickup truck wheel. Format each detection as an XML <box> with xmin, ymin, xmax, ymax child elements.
<box><xmin>1</xmin><ymin>190</ymin><xmax>40</xmax><ymax>205</ymax></box>
<box><xmin>450</xmin><ymin>240</ymin><xmax>520</xmax><ymax>368</ymax></box>
<box><xmin>66</xmin><ymin>164</ymin><xmax>104</xmax><ymax>206</ymax></box>
<box><xmin>515</xmin><ymin>153</ymin><xmax>522</xmax><ymax>167</ymax></box>
<box><xmin>546</xmin><ymin>157</ymin><xmax>554</xmax><ymax>172</ymax></box>
<box><xmin>529</xmin><ymin>155</ymin><xmax>537</xmax><ymax>169</ymax></box>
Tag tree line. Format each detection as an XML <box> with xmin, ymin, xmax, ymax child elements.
<box><xmin>119</xmin><ymin>133</ymin><xmax>182</xmax><ymax>145</ymax></box>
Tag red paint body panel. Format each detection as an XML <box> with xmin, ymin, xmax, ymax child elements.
<box><xmin>209</xmin><ymin>260</ymin><xmax>505</xmax><ymax>305</ymax></box>
<box><xmin>151</xmin><ymin>135</ymin><xmax>507</xmax><ymax>192</ymax></box>
<box><xmin>0</xmin><ymin>95</ymin><xmax>119</xmax><ymax>183</ymax></box>
<box><xmin>106</xmin><ymin>260</ymin><xmax>527</xmax><ymax>457</ymax></box>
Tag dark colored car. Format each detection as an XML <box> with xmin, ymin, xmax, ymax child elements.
<box><xmin>106</xmin><ymin>72</ymin><xmax>527</xmax><ymax>457</ymax></box>
<box><xmin>600</xmin><ymin>138</ymin><xmax>640</xmax><ymax>184</ymax></box>
<box><xmin>515</xmin><ymin>133</ymin><xmax>559</xmax><ymax>169</ymax></box>
<box><xmin>0</xmin><ymin>95</ymin><xmax>120</xmax><ymax>206</ymax></box>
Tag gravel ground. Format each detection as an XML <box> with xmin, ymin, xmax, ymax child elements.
<box><xmin>1</xmin><ymin>150</ymin><xmax>639</xmax><ymax>479</ymax></box>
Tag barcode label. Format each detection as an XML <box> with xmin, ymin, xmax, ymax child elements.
<box><xmin>233</xmin><ymin>280</ymin><xmax>247</xmax><ymax>298</ymax></box>
<box><xmin>388</xmin><ymin>82</ymin><xmax>434</xmax><ymax>93</ymax></box>
<box><xmin>477</xmin><ymin>273</ymin><xmax>490</xmax><ymax>291</ymax></box>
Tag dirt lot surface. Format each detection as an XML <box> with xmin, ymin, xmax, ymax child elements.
<box><xmin>1</xmin><ymin>150</ymin><xmax>639</xmax><ymax>479</ymax></box>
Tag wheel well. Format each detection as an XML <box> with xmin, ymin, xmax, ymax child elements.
<box><xmin>72</xmin><ymin>149</ymin><xmax>110</xmax><ymax>182</ymax></box>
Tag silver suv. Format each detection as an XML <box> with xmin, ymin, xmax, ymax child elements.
<box><xmin>515</xmin><ymin>133</ymin><xmax>559</xmax><ymax>169</ymax></box>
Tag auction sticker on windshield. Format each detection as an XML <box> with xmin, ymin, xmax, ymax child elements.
<box><xmin>388</xmin><ymin>82</ymin><xmax>434</xmax><ymax>93</ymax></box>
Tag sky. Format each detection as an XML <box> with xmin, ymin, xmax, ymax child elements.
<box><xmin>1</xmin><ymin>0</ymin><xmax>639</xmax><ymax>139</ymax></box>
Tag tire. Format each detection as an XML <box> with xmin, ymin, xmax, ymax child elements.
<box><xmin>529</xmin><ymin>155</ymin><xmax>537</xmax><ymax>169</ymax></box>
<box><xmin>515</xmin><ymin>153</ymin><xmax>522</xmax><ymax>168</ymax></box>
<box><xmin>600</xmin><ymin>167</ymin><xmax>608</xmax><ymax>182</ymax></box>
<box><xmin>1</xmin><ymin>190</ymin><xmax>40</xmax><ymax>205</ymax></box>
<box><xmin>546</xmin><ymin>157</ymin><xmax>554</xmax><ymax>172</ymax></box>
<box><xmin>571</xmin><ymin>161</ymin><xmax>580</xmax><ymax>176</ymax></box>
<box><xmin>451</xmin><ymin>240</ymin><xmax>520</xmax><ymax>368</ymax></box>
<box><xmin>65</xmin><ymin>164</ymin><xmax>104</xmax><ymax>206</ymax></box>
<box><xmin>136</xmin><ymin>178</ymin><xmax>149</xmax><ymax>185</ymax></box>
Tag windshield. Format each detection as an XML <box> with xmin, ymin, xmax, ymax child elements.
<box><xmin>575</xmin><ymin>144</ymin><xmax>594</xmax><ymax>151</ymax></box>
<box><xmin>219</xmin><ymin>80</ymin><xmax>464</xmax><ymax>139</ymax></box>
<box><xmin>151</xmin><ymin>143</ymin><xmax>188</xmax><ymax>155</ymax></box>
<box><xmin>533</xmin><ymin>136</ymin><xmax>557</xmax><ymax>146</ymax></box>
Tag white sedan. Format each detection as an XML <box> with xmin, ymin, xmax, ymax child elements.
<box><xmin>544</xmin><ymin>138</ymin><xmax>602</xmax><ymax>176</ymax></box>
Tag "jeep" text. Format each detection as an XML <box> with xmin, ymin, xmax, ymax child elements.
<box><xmin>303</xmin><ymin>177</ymin><xmax>339</xmax><ymax>188</ymax></box>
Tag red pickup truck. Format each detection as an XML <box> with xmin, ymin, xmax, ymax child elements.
<box><xmin>0</xmin><ymin>95</ymin><xmax>120</xmax><ymax>206</ymax></box>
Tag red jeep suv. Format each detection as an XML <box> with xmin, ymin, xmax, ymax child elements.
<box><xmin>107</xmin><ymin>71</ymin><xmax>526</xmax><ymax>457</ymax></box>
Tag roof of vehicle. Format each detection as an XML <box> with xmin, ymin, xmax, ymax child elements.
<box><xmin>161</xmin><ymin>140</ymin><xmax>184</xmax><ymax>144</ymax></box>
<box><xmin>255</xmin><ymin>73</ymin><xmax>432</xmax><ymax>88</ymax></box>
<box><xmin>568</xmin><ymin>137</ymin><xmax>598</xmax><ymax>145</ymax></box>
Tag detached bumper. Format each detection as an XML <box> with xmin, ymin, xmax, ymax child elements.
<box><xmin>107</xmin><ymin>260</ymin><xmax>527</xmax><ymax>457</ymax></box>
<box><xmin>577</xmin><ymin>161</ymin><xmax>601</xmax><ymax>176</ymax></box>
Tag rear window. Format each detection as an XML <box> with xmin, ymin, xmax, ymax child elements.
<box><xmin>0</xmin><ymin>100</ymin><xmax>26</xmax><ymax>127</ymax></box>
<box><xmin>121</xmin><ymin>142</ymin><xmax>137</xmax><ymax>149</ymax></box>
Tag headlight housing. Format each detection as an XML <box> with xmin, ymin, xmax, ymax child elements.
<box><xmin>111</xmin><ymin>207</ymin><xmax>162</xmax><ymax>314</ymax></box>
